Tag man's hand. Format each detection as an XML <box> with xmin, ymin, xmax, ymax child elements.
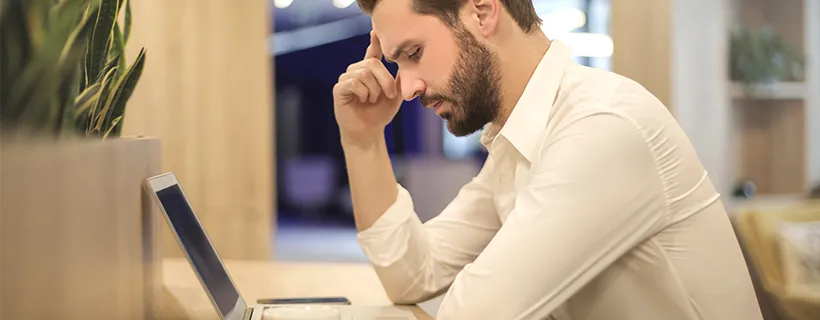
<box><xmin>333</xmin><ymin>31</ymin><xmax>402</xmax><ymax>231</ymax></box>
<box><xmin>333</xmin><ymin>31</ymin><xmax>403</xmax><ymax>144</ymax></box>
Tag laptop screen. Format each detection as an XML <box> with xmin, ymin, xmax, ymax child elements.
<box><xmin>155</xmin><ymin>183</ymin><xmax>246</xmax><ymax>319</ymax></box>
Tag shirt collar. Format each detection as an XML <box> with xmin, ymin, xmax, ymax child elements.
<box><xmin>479</xmin><ymin>40</ymin><xmax>572</xmax><ymax>162</ymax></box>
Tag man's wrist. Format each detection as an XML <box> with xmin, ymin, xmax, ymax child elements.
<box><xmin>340</xmin><ymin>130</ymin><xmax>385</xmax><ymax>151</ymax></box>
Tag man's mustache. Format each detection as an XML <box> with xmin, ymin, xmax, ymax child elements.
<box><xmin>420</xmin><ymin>93</ymin><xmax>456</xmax><ymax>107</ymax></box>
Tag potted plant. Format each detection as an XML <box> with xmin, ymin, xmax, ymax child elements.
<box><xmin>730</xmin><ymin>26</ymin><xmax>805</xmax><ymax>94</ymax></box>
<box><xmin>1</xmin><ymin>0</ymin><xmax>146</xmax><ymax>137</ymax></box>
<box><xmin>1</xmin><ymin>0</ymin><xmax>161</xmax><ymax>318</ymax></box>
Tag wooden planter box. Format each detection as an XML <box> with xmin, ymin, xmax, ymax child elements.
<box><xmin>1</xmin><ymin>137</ymin><xmax>162</xmax><ymax>319</ymax></box>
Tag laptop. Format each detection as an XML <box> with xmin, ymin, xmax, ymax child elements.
<box><xmin>145</xmin><ymin>172</ymin><xmax>418</xmax><ymax>320</ymax></box>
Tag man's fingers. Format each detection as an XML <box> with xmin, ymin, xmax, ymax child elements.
<box><xmin>344</xmin><ymin>59</ymin><xmax>397</xmax><ymax>99</ymax></box>
<box><xmin>364</xmin><ymin>30</ymin><xmax>383</xmax><ymax>60</ymax></box>
<box><xmin>335</xmin><ymin>78</ymin><xmax>369</xmax><ymax>103</ymax></box>
<box><xmin>339</xmin><ymin>68</ymin><xmax>386</xmax><ymax>103</ymax></box>
<box><xmin>364</xmin><ymin>59</ymin><xmax>397</xmax><ymax>99</ymax></box>
<box><xmin>336</xmin><ymin>31</ymin><xmax>399</xmax><ymax>102</ymax></box>
<box><xmin>350</xmin><ymin>79</ymin><xmax>369</xmax><ymax>103</ymax></box>
<box><xmin>356</xmin><ymin>69</ymin><xmax>382</xmax><ymax>103</ymax></box>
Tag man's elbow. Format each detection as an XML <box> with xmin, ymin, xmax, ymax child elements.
<box><xmin>436</xmin><ymin>299</ymin><xmax>498</xmax><ymax>320</ymax></box>
<box><xmin>437</xmin><ymin>293</ymin><xmax>543</xmax><ymax>320</ymax></box>
<box><xmin>382</xmin><ymin>283</ymin><xmax>444</xmax><ymax>305</ymax></box>
<box><xmin>385</xmin><ymin>292</ymin><xmax>423</xmax><ymax>305</ymax></box>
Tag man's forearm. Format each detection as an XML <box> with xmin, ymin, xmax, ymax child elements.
<box><xmin>341</xmin><ymin>133</ymin><xmax>399</xmax><ymax>231</ymax></box>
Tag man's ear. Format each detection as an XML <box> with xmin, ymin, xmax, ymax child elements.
<box><xmin>470</xmin><ymin>0</ymin><xmax>500</xmax><ymax>37</ymax></box>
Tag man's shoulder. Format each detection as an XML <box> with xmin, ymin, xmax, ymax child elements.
<box><xmin>550</xmin><ymin>66</ymin><xmax>623</xmax><ymax>121</ymax></box>
<box><xmin>544</xmin><ymin>64</ymin><xmax>683</xmax><ymax>159</ymax></box>
<box><xmin>562</xmin><ymin>64</ymin><xmax>658</xmax><ymax>101</ymax></box>
<box><xmin>554</xmin><ymin>64</ymin><xmax>668</xmax><ymax>120</ymax></box>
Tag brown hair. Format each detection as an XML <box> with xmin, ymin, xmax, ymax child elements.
<box><xmin>357</xmin><ymin>0</ymin><xmax>542</xmax><ymax>33</ymax></box>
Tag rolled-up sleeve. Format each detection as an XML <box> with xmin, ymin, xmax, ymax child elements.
<box><xmin>357</xmin><ymin>185</ymin><xmax>420</xmax><ymax>266</ymax></box>
<box><xmin>357</xmin><ymin>166</ymin><xmax>501</xmax><ymax>304</ymax></box>
<box><xmin>436</xmin><ymin>111</ymin><xmax>668</xmax><ymax>319</ymax></box>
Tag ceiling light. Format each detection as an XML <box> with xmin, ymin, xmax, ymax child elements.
<box><xmin>274</xmin><ymin>0</ymin><xmax>293</xmax><ymax>9</ymax></box>
<box><xmin>333</xmin><ymin>0</ymin><xmax>356</xmax><ymax>8</ymax></box>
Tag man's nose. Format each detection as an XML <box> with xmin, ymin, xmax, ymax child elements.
<box><xmin>398</xmin><ymin>71</ymin><xmax>425</xmax><ymax>101</ymax></box>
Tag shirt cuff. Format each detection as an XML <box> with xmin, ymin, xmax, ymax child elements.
<box><xmin>357</xmin><ymin>184</ymin><xmax>418</xmax><ymax>265</ymax></box>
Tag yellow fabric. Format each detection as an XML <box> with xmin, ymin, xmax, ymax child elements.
<box><xmin>734</xmin><ymin>202</ymin><xmax>820</xmax><ymax>320</ymax></box>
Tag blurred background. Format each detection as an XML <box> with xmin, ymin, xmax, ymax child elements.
<box><xmin>273</xmin><ymin>0</ymin><xmax>616</xmax><ymax>262</ymax></box>
<box><xmin>270</xmin><ymin>0</ymin><xmax>820</xmax><ymax>263</ymax></box>
<box><xmin>2</xmin><ymin>0</ymin><xmax>818</xmax><ymax>318</ymax></box>
<box><xmin>267</xmin><ymin>1</ymin><xmax>820</xmax><ymax>314</ymax></box>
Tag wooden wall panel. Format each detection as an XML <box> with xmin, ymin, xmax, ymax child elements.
<box><xmin>736</xmin><ymin>100</ymin><xmax>806</xmax><ymax>194</ymax></box>
<box><xmin>611</xmin><ymin>0</ymin><xmax>672</xmax><ymax>108</ymax></box>
<box><xmin>122</xmin><ymin>0</ymin><xmax>275</xmax><ymax>260</ymax></box>
<box><xmin>731</xmin><ymin>0</ymin><xmax>808</xmax><ymax>196</ymax></box>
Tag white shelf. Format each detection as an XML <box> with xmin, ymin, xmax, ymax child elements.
<box><xmin>731</xmin><ymin>82</ymin><xmax>806</xmax><ymax>100</ymax></box>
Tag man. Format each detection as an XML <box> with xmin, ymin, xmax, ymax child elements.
<box><xmin>332</xmin><ymin>0</ymin><xmax>764</xmax><ymax>319</ymax></box>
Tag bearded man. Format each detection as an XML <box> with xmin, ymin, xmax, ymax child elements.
<box><xmin>331</xmin><ymin>1</ymin><xmax>763</xmax><ymax>319</ymax></box>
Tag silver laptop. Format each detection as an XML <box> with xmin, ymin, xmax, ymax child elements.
<box><xmin>146</xmin><ymin>172</ymin><xmax>417</xmax><ymax>320</ymax></box>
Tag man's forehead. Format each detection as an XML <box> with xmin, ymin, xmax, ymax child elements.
<box><xmin>374</xmin><ymin>28</ymin><xmax>413</xmax><ymax>60</ymax></box>
<box><xmin>370</xmin><ymin>0</ymin><xmax>414</xmax><ymax>48</ymax></box>
<box><xmin>369</xmin><ymin>0</ymin><xmax>413</xmax><ymax>23</ymax></box>
<box><xmin>370</xmin><ymin>0</ymin><xmax>435</xmax><ymax>56</ymax></box>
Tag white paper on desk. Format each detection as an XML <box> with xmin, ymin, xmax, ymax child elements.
<box><xmin>261</xmin><ymin>305</ymin><xmax>416</xmax><ymax>320</ymax></box>
<box><xmin>778</xmin><ymin>221</ymin><xmax>820</xmax><ymax>288</ymax></box>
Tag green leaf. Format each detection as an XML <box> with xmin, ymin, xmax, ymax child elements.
<box><xmin>49</xmin><ymin>0</ymin><xmax>88</xmax><ymax>24</ymax></box>
<box><xmin>73</xmin><ymin>82</ymin><xmax>101</xmax><ymax>117</ymax></box>
<box><xmin>59</xmin><ymin>1</ymin><xmax>95</xmax><ymax>66</ymax></box>
<box><xmin>12</xmin><ymin>0</ymin><xmax>86</xmax><ymax>133</ymax></box>
<box><xmin>86</xmin><ymin>0</ymin><xmax>117</xmax><ymax>83</ymax></box>
<box><xmin>26</xmin><ymin>1</ymin><xmax>47</xmax><ymax>47</ymax></box>
<box><xmin>110</xmin><ymin>22</ymin><xmax>126</xmax><ymax>72</ymax></box>
<box><xmin>79</xmin><ymin>50</ymin><xmax>119</xmax><ymax>133</ymax></box>
<box><xmin>103</xmin><ymin>115</ymin><xmax>122</xmax><ymax>139</ymax></box>
<box><xmin>57</xmin><ymin>64</ymin><xmax>82</xmax><ymax>136</ymax></box>
<box><xmin>71</xmin><ymin>3</ymin><xmax>99</xmax><ymax>91</ymax></box>
<box><xmin>0</xmin><ymin>2</ymin><xmax>33</xmax><ymax>123</ymax></box>
<box><xmin>88</xmin><ymin>65</ymin><xmax>118</xmax><ymax>134</ymax></box>
<box><xmin>123</xmin><ymin>0</ymin><xmax>131</xmax><ymax>44</ymax></box>
<box><xmin>102</xmin><ymin>47</ymin><xmax>145</xmax><ymax>136</ymax></box>
<box><xmin>103</xmin><ymin>50</ymin><xmax>120</xmax><ymax>79</ymax></box>
<box><xmin>78</xmin><ymin>2</ymin><xmax>100</xmax><ymax>90</ymax></box>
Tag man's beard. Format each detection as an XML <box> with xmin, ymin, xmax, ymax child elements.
<box><xmin>419</xmin><ymin>23</ymin><xmax>502</xmax><ymax>137</ymax></box>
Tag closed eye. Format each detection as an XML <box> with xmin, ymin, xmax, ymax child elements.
<box><xmin>408</xmin><ymin>47</ymin><xmax>422</xmax><ymax>62</ymax></box>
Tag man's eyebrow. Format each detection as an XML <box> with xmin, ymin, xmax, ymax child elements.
<box><xmin>384</xmin><ymin>40</ymin><xmax>414</xmax><ymax>63</ymax></box>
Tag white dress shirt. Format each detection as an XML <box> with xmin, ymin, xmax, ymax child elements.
<box><xmin>357</xmin><ymin>41</ymin><xmax>763</xmax><ymax>320</ymax></box>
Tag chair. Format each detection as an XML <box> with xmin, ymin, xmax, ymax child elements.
<box><xmin>734</xmin><ymin>201</ymin><xmax>820</xmax><ymax>320</ymax></box>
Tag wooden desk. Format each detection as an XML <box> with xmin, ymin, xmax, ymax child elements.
<box><xmin>159</xmin><ymin>258</ymin><xmax>432</xmax><ymax>320</ymax></box>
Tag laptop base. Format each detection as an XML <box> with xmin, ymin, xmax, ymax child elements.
<box><xmin>250</xmin><ymin>304</ymin><xmax>417</xmax><ymax>320</ymax></box>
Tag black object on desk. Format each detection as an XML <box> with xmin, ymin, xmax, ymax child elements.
<box><xmin>257</xmin><ymin>297</ymin><xmax>352</xmax><ymax>305</ymax></box>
